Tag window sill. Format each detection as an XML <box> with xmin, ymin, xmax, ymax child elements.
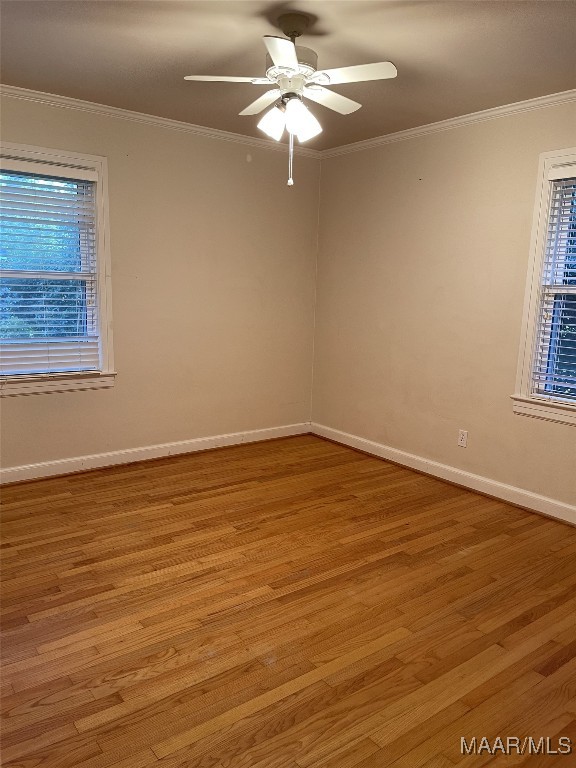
<box><xmin>0</xmin><ymin>372</ymin><xmax>116</xmax><ymax>397</ymax></box>
<box><xmin>511</xmin><ymin>394</ymin><xmax>576</xmax><ymax>426</ymax></box>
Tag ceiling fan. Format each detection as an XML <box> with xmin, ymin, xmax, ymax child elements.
<box><xmin>184</xmin><ymin>12</ymin><xmax>397</xmax><ymax>182</ymax></box>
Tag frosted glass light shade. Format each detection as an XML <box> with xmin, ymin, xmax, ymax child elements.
<box><xmin>284</xmin><ymin>98</ymin><xmax>322</xmax><ymax>142</ymax></box>
<box><xmin>257</xmin><ymin>106</ymin><xmax>286</xmax><ymax>141</ymax></box>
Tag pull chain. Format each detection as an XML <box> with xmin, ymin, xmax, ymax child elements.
<box><xmin>287</xmin><ymin>33</ymin><xmax>298</xmax><ymax>186</ymax></box>
<box><xmin>287</xmin><ymin>131</ymin><xmax>294</xmax><ymax>186</ymax></box>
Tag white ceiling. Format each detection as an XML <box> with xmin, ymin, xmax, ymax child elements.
<box><xmin>1</xmin><ymin>1</ymin><xmax>575</xmax><ymax>150</ymax></box>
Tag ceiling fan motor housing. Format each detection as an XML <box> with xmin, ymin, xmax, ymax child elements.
<box><xmin>265</xmin><ymin>46</ymin><xmax>319</xmax><ymax>95</ymax></box>
<box><xmin>265</xmin><ymin>45</ymin><xmax>317</xmax><ymax>72</ymax></box>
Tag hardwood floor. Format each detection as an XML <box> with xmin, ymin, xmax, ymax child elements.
<box><xmin>2</xmin><ymin>434</ymin><xmax>576</xmax><ymax>767</ymax></box>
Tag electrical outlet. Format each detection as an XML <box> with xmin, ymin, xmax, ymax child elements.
<box><xmin>458</xmin><ymin>429</ymin><xmax>468</xmax><ymax>448</ymax></box>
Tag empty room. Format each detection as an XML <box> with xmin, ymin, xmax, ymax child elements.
<box><xmin>1</xmin><ymin>1</ymin><xmax>576</xmax><ymax>766</ymax></box>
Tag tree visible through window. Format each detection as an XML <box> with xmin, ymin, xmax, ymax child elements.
<box><xmin>0</xmin><ymin>169</ymin><xmax>100</xmax><ymax>375</ymax></box>
<box><xmin>534</xmin><ymin>177</ymin><xmax>576</xmax><ymax>402</ymax></box>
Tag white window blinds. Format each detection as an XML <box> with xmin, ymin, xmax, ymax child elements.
<box><xmin>0</xmin><ymin>166</ymin><xmax>101</xmax><ymax>376</ymax></box>
<box><xmin>532</xmin><ymin>176</ymin><xmax>576</xmax><ymax>402</ymax></box>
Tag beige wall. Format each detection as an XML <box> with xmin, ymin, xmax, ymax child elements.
<box><xmin>1</xmin><ymin>94</ymin><xmax>574</xmax><ymax>510</ymax></box>
<box><xmin>0</xmin><ymin>96</ymin><xmax>320</xmax><ymax>467</ymax></box>
<box><xmin>312</xmin><ymin>102</ymin><xmax>576</xmax><ymax>506</ymax></box>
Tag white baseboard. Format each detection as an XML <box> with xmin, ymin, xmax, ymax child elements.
<box><xmin>311</xmin><ymin>423</ymin><xmax>576</xmax><ymax>526</ymax></box>
<box><xmin>0</xmin><ymin>423</ymin><xmax>312</xmax><ymax>484</ymax></box>
<box><xmin>3</xmin><ymin>421</ymin><xmax>573</xmax><ymax>527</ymax></box>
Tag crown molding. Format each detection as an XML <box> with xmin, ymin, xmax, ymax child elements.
<box><xmin>0</xmin><ymin>84</ymin><xmax>322</xmax><ymax>159</ymax></box>
<box><xmin>321</xmin><ymin>89</ymin><xmax>576</xmax><ymax>158</ymax></box>
<box><xmin>2</xmin><ymin>84</ymin><xmax>574</xmax><ymax>160</ymax></box>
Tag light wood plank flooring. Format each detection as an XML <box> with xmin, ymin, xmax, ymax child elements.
<box><xmin>2</xmin><ymin>434</ymin><xmax>576</xmax><ymax>767</ymax></box>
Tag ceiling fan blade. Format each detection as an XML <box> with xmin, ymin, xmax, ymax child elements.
<box><xmin>303</xmin><ymin>86</ymin><xmax>361</xmax><ymax>115</ymax></box>
<box><xmin>184</xmin><ymin>75</ymin><xmax>263</xmax><ymax>82</ymax></box>
<box><xmin>239</xmin><ymin>89</ymin><xmax>281</xmax><ymax>116</ymax></box>
<box><xmin>319</xmin><ymin>62</ymin><xmax>397</xmax><ymax>85</ymax></box>
<box><xmin>263</xmin><ymin>36</ymin><xmax>299</xmax><ymax>71</ymax></box>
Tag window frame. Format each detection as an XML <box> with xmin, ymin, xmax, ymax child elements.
<box><xmin>512</xmin><ymin>147</ymin><xmax>576</xmax><ymax>426</ymax></box>
<box><xmin>0</xmin><ymin>142</ymin><xmax>115</xmax><ymax>396</ymax></box>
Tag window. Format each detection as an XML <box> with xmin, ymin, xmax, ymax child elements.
<box><xmin>513</xmin><ymin>148</ymin><xmax>576</xmax><ymax>425</ymax></box>
<box><xmin>0</xmin><ymin>144</ymin><xmax>114</xmax><ymax>396</ymax></box>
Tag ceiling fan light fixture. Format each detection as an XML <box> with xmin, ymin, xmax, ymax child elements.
<box><xmin>284</xmin><ymin>96</ymin><xmax>322</xmax><ymax>142</ymax></box>
<box><xmin>295</xmin><ymin>111</ymin><xmax>322</xmax><ymax>143</ymax></box>
<box><xmin>257</xmin><ymin>105</ymin><xmax>286</xmax><ymax>141</ymax></box>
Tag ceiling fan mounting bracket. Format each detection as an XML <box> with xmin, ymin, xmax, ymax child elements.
<box><xmin>276</xmin><ymin>12</ymin><xmax>312</xmax><ymax>41</ymax></box>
